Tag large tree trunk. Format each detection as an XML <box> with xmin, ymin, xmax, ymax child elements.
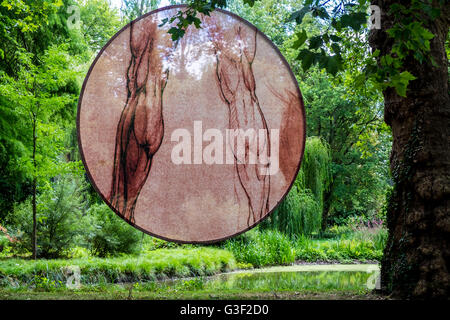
<box><xmin>369</xmin><ymin>0</ymin><xmax>449</xmax><ymax>298</ymax></box>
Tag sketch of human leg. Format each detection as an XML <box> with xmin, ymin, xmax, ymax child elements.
<box><xmin>109</xmin><ymin>17</ymin><xmax>172</xmax><ymax>223</ymax></box>
<box><xmin>205</xmin><ymin>17</ymin><xmax>271</xmax><ymax>226</ymax></box>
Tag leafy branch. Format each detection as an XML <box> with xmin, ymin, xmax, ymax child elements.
<box><xmin>163</xmin><ymin>0</ymin><xmax>441</xmax><ymax>97</ymax></box>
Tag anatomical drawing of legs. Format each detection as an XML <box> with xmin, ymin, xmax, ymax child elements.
<box><xmin>205</xmin><ymin>17</ymin><xmax>271</xmax><ymax>226</ymax></box>
<box><xmin>109</xmin><ymin>18</ymin><xmax>172</xmax><ymax>223</ymax></box>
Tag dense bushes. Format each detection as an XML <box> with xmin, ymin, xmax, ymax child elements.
<box><xmin>3</xmin><ymin>174</ymin><xmax>143</xmax><ymax>258</ymax></box>
<box><xmin>7</xmin><ymin>175</ymin><xmax>85</xmax><ymax>258</ymax></box>
<box><xmin>82</xmin><ymin>203</ymin><xmax>142</xmax><ymax>257</ymax></box>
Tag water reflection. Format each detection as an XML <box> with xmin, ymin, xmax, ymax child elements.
<box><xmin>154</xmin><ymin>270</ymin><xmax>374</xmax><ymax>292</ymax></box>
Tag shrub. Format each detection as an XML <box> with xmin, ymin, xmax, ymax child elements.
<box><xmin>83</xmin><ymin>203</ymin><xmax>142</xmax><ymax>257</ymax></box>
<box><xmin>223</xmin><ymin>229</ymin><xmax>295</xmax><ymax>267</ymax></box>
<box><xmin>141</xmin><ymin>235</ymin><xmax>185</xmax><ymax>252</ymax></box>
<box><xmin>7</xmin><ymin>174</ymin><xmax>85</xmax><ymax>258</ymax></box>
<box><xmin>0</xmin><ymin>234</ymin><xmax>9</xmax><ymax>254</ymax></box>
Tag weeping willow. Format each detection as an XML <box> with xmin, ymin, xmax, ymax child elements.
<box><xmin>262</xmin><ymin>137</ymin><xmax>332</xmax><ymax>238</ymax></box>
<box><xmin>298</xmin><ymin>136</ymin><xmax>332</xmax><ymax>211</ymax></box>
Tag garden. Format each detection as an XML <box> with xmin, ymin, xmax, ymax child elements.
<box><xmin>0</xmin><ymin>0</ymin><xmax>447</xmax><ymax>301</ymax></box>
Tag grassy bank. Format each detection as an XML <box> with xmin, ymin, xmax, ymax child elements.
<box><xmin>222</xmin><ymin>227</ymin><xmax>386</xmax><ymax>267</ymax></box>
<box><xmin>0</xmin><ymin>248</ymin><xmax>236</xmax><ymax>288</ymax></box>
<box><xmin>0</xmin><ymin>226</ymin><xmax>386</xmax><ymax>296</ymax></box>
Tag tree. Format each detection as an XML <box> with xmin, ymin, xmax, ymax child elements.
<box><xmin>10</xmin><ymin>173</ymin><xmax>86</xmax><ymax>258</ymax></box>
<box><xmin>121</xmin><ymin>0</ymin><xmax>161</xmax><ymax>21</ymax></box>
<box><xmin>262</xmin><ymin>137</ymin><xmax>331</xmax><ymax>237</ymax></box>
<box><xmin>1</xmin><ymin>0</ymin><xmax>122</xmax><ymax>258</ymax></box>
<box><xmin>0</xmin><ymin>45</ymin><xmax>80</xmax><ymax>259</ymax></box>
<box><xmin>0</xmin><ymin>0</ymin><xmax>61</xmax><ymax>220</ymax></box>
<box><xmin>369</xmin><ymin>0</ymin><xmax>449</xmax><ymax>299</ymax></box>
<box><xmin>301</xmin><ymin>70</ymin><xmax>390</xmax><ymax>227</ymax></box>
<box><xmin>167</xmin><ymin>0</ymin><xmax>449</xmax><ymax>298</ymax></box>
<box><xmin>80</xmin><ymin>0</ymin><xmax>122</xmax><ymax>52</ymax></box>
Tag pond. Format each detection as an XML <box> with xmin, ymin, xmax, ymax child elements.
<box><xmin>148</xmin><ymin>264</ymin><xmax>381</xmax><ymax>293</ymax></box>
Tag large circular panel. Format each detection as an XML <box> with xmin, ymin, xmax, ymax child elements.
<box><xmin>77</xmin><ymin>5</ymin><xmax>306</xmax><ymax>243</ymax></box>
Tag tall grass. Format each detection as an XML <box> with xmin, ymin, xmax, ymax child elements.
<box><xmin>222</xmin><ymin>229</ymin><xmax>295</xmax><ymax>267</ymax></box>
<box><xmin>223</xmin><ymin>228</ymin><xmax>386</xmax><ymax>267</ymax></box>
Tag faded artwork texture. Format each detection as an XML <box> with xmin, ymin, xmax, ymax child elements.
<box><xmin>78</xmin><ymin>6</ymin><xmax>305</xmax><ymax>242</ymax></box>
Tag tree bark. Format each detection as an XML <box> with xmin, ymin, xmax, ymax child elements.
<box><xmin>369</xmin><ymin>0</ymin><xmax>450</xmax><ymax>298</ymax></box>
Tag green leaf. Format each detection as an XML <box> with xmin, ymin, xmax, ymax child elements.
<box><xmin>298</xmin><ymin>49</ymin><xmax>316</xmax><ymax>71</ymax></box>
<box><xmin>340</xmin><ymin>12</ymin><xmax>367</xmax><ymax>31</ymax></box>
<box><xmin>326</xmin><ymin>55</ymin><xmax>342</xmax><ymax>76</ymax></box>
<box><xmin>309</xmin><ymin>36</ymin><xmax>323</xmax><ymax>50</ymax></box>
<box><xmin>168</xmin><ymin>27</ymin><xmax>185</xmax><ymax>41</ymax></box>
<box><xmin>312</xmin><ymin>7</ymin><xmax>329</xmax><ymax>20</ymax></box>
<box><xmin>288</xmin><ymin>6</ymin><xmax>310</xmax><ymax>24</ymax></box>
<box><xmin>331</xmin><ymin>18</ymin><xmax>342</xmax><ymax>32</ymax></box>
<box><xmin>292</xmin><ymin>29</ymin><xmax>307</xmax><ymax>49</ymax></box>
<box><xmin>158</xmin><ymin>18</ymin><xmax>168</xmax><ymax>27</ymax></box>
<box><xmin>331</xmin><ymin>43</ymin><xmax>341</xmax><ymax>54</ymax></box>
<box><xmin>243</xmin><ymin>0</ymin><xmax>256</xmax><ymax>6</ymax></box>
<box><xmin>391</xmin><ymin>71</ymin><xmax>417</xmax><ymax>97</ymax></box>
<box><xmin>317</xmin><ymin>51</ymin><xmax>329</xmax><ymax>69</ymax></box>
<box><xmin>330</xmin><ymin>35</ymin><xmax>341</xmax><ymax>42</ymax></box>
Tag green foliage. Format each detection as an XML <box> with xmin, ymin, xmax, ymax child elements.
<box><xmin>364</xmin><ymin>0</ymin><xmax>439</xmax><ymax>96</ymax></box>
<box><xmin>0</xmin><ymin>248</ymin><xmax>236</xmax><ymax>287</ymax></box>
<box><xmin>0</xmin><ymin>234</ymin><xmax>9</xmax><ymax>255</ymax></box>
<box><xmin>298</xmin><ymin>137</ymin><xmax>332</xmax><ymax>209</ymax></box>
<box><xmin>33</xmin><ymin>274</ymin><xmax>63</xmax><ymax>291</ymax></box>
<box><xmin>300</xmin><ymin>69</ymin><xmax>390</xmax><ymax>225</ymax></box>
<box><xmin>0</xmin><ymin>42</ymin><xmax>82</xmax><ymax>224</ymax></box>
<box><xmin>141</xmin><ymin>235</ymin><xmax>185</xmax><ymax>251</ymax></box>
<box><xmin>223</xmin><ymin>229</ymin><xmax>295</xmax><ymax>267</ymax></box>
<box><xmin>7</xmin><ymin>174</ymin><xmax>85</xmax><ymax>258</ymax></box>
<box><xmin>83</xmin><ymin>204</ymin><xmax>142</xmax><ymax>257</ymax></box>
<box><xmin>122</xmin><ymin>0</ymin><xmax>161</xmax><ymax>21</ymax></box>
<box><xmin>171</xmin><ymin>0</ymin><xmax>443</xmax><ymax>96</ymax></box>
<box><xmin>0</xmin><ymin>0</ymin><xmax>122</xmax><ymax>254</ymax></box>
<box><xmin>262</xmin><ymin>187</ymin><xmax>321</xmax><ymax>238</ymax></box>
<box><xmin>0</xmin><ymin>0</ymin><xmax>129</xmax><ymax>258</ymax></box>
<box><xmin>294</xmin><ymin>237</ymin><xmax>384</xmax><ymax>262</ymax></box>
<box><xmin>262</xmin><ymin>137</ymin><xmax>330</xmax><ymax>237</ymax></box>
<box><xmin>80</xmin><ymin>0</ymin><xmax>122</xmax><ymax>51</ymax></box>
<box><xmin>223</xmin><ymin>228</ymin><xmax>386</xmax><ymax>267</ymax></box>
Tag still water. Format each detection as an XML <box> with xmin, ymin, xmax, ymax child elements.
<box><xmin>155</xmin><ymin>264</ymin><xmax>380</xmax><ymax>292</ymax></box>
